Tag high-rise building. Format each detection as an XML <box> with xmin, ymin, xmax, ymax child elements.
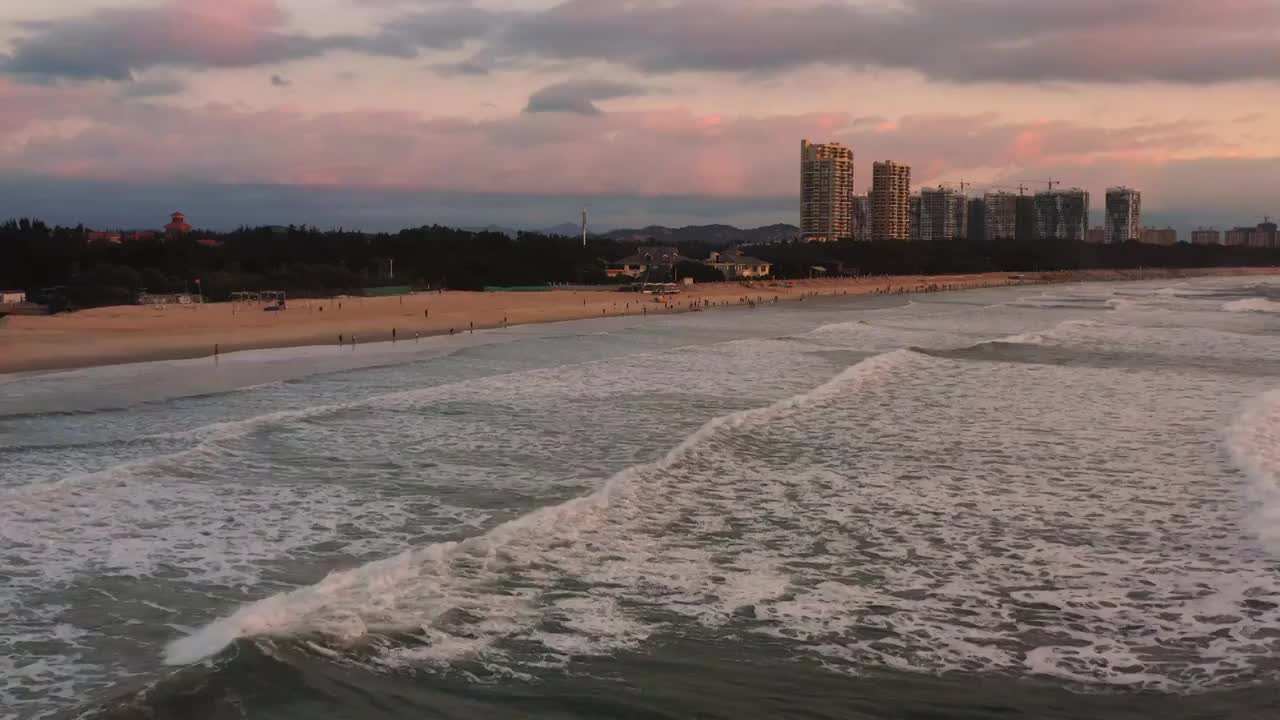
<box><xmin>1225</xmin><ymin>227</ymin><xmax>1255</xmax><ymax>246</ymax></box>
<box><xmin>1035</xmin><ymin>188</ymin><xmax>1091</xmax><ymax>242</ymax></box>
<box><xmin>1140</xmin><ymin>227</ymin><xmax>1178</xmax><ymax>245</ymax></box>
<box><xmin>983</xmin><ymin>192</ymin><xmax>1019</xmax><ymax>241</ymax></box>
<box><xmin>1256</xmin><ymin>219</ymin><xmax>1278</xmax><ymax>248</ymax></box>
<box><xmin>800</xmin><ymin>140</ymin><xmax>854</xmax><ymax>242</ymax></box>
<box><xmin>1105</xmin><ymin>187</ymin><xmax>1142</xmax><ymax>244</ymax></box>
<box><xmin>909</xmin><ymin>195</ymin><xmax>922</xmax><ymax>242</ymax></box>
<box><xmin>918</xmin><ymin>187</ymin><xmax>967</xmax><ymax>241</ymax></box>
<box><xmin>850</xmin><ymin>194</ymin><xmax>870</xmax><ymax>242</ymax></box>
<box><xmin>1190</xmin><ymin>228</ymin><xmax>1222</xmax><ymax>246</ymax></box>
<box><xmin>967</xmin><ymin>197</ymin><xmax>987</xmax><ymax>242</ymax></box>
<box><xmin>1016</xmin><ymin>195</ymin><xmax>1038</xmax><ymax>242</ymax></box>
<box><xmin>871</xmin><ymin>161</ymin><xmax>911</xmax><ymax>241</ymax></box>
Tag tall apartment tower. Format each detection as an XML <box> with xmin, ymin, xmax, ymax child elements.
<box><xmin>918</xmin><ymin>187</ymin><xmax>967</xmax><ymax>241</ymax></box>
<box><xmin>871</xmin><ymin>161</ymin><xmax>912</xmax><ymax>241</ymax></box>
<box><xmin>1035</xmin><ymin>188</ymin><xmax>1091</xmax><ymax>242</ymax></box>
<box><xmin>984</xmin><ymin>192</ymin><xmax>1019</xmax><ymax>241</ymax></box>
<box><xmin>800</xmin><ymin>140</ymin><xmax>854</xmax><ymax>242</ymax></box>
<box><xmin>1105</xmin><ymin>187</ymin><xmax>1142</xmax><ymax>244</ymax></box>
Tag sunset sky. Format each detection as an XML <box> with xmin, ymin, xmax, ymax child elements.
<box><xmin>2</xmin><ymin>0</ymin><xmax>1278</xmax><ymax>231</ymax></box>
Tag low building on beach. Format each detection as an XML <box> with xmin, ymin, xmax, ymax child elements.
<box><xmin>606</xmin><ymin>246</ymin><xmax>685</xmax><ymax>279</ymax></box>
<box><xmin>707</xmin><ymin>250</ymin><xmax>773</xmax><ymax>279</ymax></box>
<box><xmin>1</xmin><ymin>289</ymin><xmax>27</xmax><ymax>304</ymax></box>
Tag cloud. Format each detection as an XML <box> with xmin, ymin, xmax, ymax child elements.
<box><xmin>524</xmin><ymin>80</ymin><xmax>649</xmax><ymax>115</ymax></box>
<box><xmin>489</xmin><ymin>0</ymin><xmax>1280</xmax><ymax>85</ymax></box>
<box><xmin>0</xmin><ymin>75</ymin><xmax>1260</xmax><ymax>215</ymax></box>
<box><xmin>270</xmin><ymin>74</ymin><xmax>291</xmax><ymax>87</ymax></box>
<box><xmin>8</xmin><ymin>0</ymin><xmax>1275</xmax><ymax>86</ymax></box>
<box><xmin>0</xmin><ymin>0</ymin><xmax>497</xmax><ymax>82</ymax></box>
<box><xmin>1</xmin><ymin>0</ymin><xmax>352</xmax><ymax>81</ymax></box>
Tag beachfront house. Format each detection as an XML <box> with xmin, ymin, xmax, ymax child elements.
<box><xmin>607</xmin><ymin>246</ymin><xmax>684</xmax><ymax>280</ymax></box>
<box><xmin>1</xmin><ymin>290</ymin><xmax>27</xmax><ymax>304</ymax></box>
<box><xmin>707</xmin><ymin>250</ymin><xmax>773</xmax><ymax>280</ymax></box>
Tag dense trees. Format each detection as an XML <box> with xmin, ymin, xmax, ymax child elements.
<box><xmin>2</xmin><ymin>218</ymin><xmax>1277</xmax><ymax>310</ymax></box>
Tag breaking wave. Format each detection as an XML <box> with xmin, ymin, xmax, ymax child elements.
<box><xmin>1224</xmin><ymin>298</ymin><xmax>1280</xmax><ymax>314</ymax></box>
<box><xmin>163</xmin><ymin>349</ymin><xmax>920</xmax><ymax>667</ymax></box>
<box><xmin>1229</xmin><ymin>389</ymin><xmax>1280</xmax><ymax>553</ymax></box>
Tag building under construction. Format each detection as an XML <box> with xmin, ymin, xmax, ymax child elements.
<box><xmin>1035</xmin><ymin>188</ymin><xmax>1091</xmax><ymax>242</ymax></box>
<box><xmin>983</xmin><ymin>192</ymin><xmax>1019</xmax><ymax>242</ymax></box>
<box><xmin>1105</xmin><ymin>187</ymin><xmax>1142</xmax><ymax>244</ymax></box>
<box><xmin>918</xmin><ymin>187</ymin><xmax>968</xmax><ymax>242</ymax></box>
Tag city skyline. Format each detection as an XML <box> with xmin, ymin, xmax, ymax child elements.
<box><xmin>0</xmin><ymin>1</ymin><xmax>1278</xmax><ymax>233</ymax></box>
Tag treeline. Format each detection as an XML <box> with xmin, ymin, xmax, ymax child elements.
<box><xmin>2</xmin><ymin>218</ymin><xmax>1278</xmax><ymax>310</ymax></box>
<box><xmin>0</xmin><ymin>220</ymin><xmax>639</xmax><ymax>309</ymax></box>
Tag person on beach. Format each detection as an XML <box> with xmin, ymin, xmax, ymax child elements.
<box><xmin>392</xmin><ymin>328</ymin><xmax>397</xmax><ymax>342</ymax></box>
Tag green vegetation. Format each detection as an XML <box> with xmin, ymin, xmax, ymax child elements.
<box><xmin>1</xmin><ymin>217</ymin><xmax>1276</xmax><ymax>310</ymax></box>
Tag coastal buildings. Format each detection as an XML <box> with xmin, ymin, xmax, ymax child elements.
<box><xmin>1225</xmin><ymin>227</ymin><xmax>1254</xmax><ymax>247</ymax></box>
<box><xmin>1</xmin><ymin>290</ymin><xmax>26</xmax><ymax>304</ymax></box>
<box><xmin>1105</xmin><ymin>187</ymin><xmax>1142</xmax><ymax>244</ymax></box>
<box><xmin>1035</xmin><ymin>188</ymin><xmax>1090</xmax><ymax>242</ymax></box>
<box><xmin>1016</xmin><ymin>195</ymin><xmax>1038</xmax><ymax>242</ymax></box>
<box><xmin>707</xmin><ymin>250</ymin><xmax>773</xmax><ymax>279</ymax></box>
<box><xmin>967</xmin><ymin>198</ymin><xmax>987</xmax><ymax>242</ymax></box>
<box><xmin>983</xmin><ymin>192</ymin><xmax>1019</xmax><ymax>242</ymax></box>
<box><xmin>850</xmin><ymin>194</ymin><xmax>870</xmax><ymax>242</ymax></box>
<box><xmin>800</xmin><ymin>140</ymin><xmax>854</xmax><ymax>242</ymax></box>
<box><xmin>1191</xmin><ymin>228</ymin><xmax>1222</xmax><ymax>246</ymax></box>
<box><xmin>918</xmin><ymin>187</ymin><xmax>967</xmax><ymax>242</ymax></box>
<box><xmin>909</xmin><ymin>195</ymin><xmax>922</xmax><ymax>242</ymax></box>
<box><xmin>1087</xmin><ymin>227</ymin><xmax>1106</xmax><ymax>244</ymax></box>
<box><xmin>165</xmin><ymin>212</ymin><xmax>192</xmax><ymax>240</ymax></box>
<box><xmin>1223</xmin><ymin>221</ymin><xmax>1277</xmax><ymax>248</ymax></box>
<box><xmin>871</xmin><ymin>161</ymin><xmax>912</xmax><ymax>241</ymax></box>
<box><xmin>607</xmin><ymin>246</ymin><xmax>684</xmax><ymax>279</ymax></box>
<box><xmin>1140</xmin><ymin>227</ymin><xmax>1178</xmax><ymax>246</ymax></box>
<box><xmin>1257</xmin><ymin>219</ymin><xmax>1278</xmax><ymax>248</ymax></box>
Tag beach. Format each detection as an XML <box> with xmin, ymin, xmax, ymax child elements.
<box><xmin>2</xmin><ymin>267</ymin><xmax>1277</xmax><ymax>374</ymax></box>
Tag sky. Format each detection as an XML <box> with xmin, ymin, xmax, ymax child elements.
<box><xmin>1</xmin><ymin>0</ymin><xmax>1278</xmax><ymax>233</ymax></box>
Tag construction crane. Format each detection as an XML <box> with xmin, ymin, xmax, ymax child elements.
<box><xmin>986</xmin><ymin>184</ymin><xmax>1031</xmax><ymax>196</ymax></box>
<box><xmin>1024</xmin><ymin>178</ymin><xmax>1061</xmax><ymax>192</ymax></box>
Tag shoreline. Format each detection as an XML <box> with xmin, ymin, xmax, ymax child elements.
<box><xmin>2</xmin><ymin>266</ymin><xmax>1276</xmax><ymax>376</ymax></box>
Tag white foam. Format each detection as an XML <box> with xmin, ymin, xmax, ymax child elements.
<box><xmin>1228</xmin><ymin>389</ymin><xmax>1280</xmax><ymax>553</ymax></box>
<box><xmin>163</xmin><ymin>349</ymin><xmax>922</xmax><ymax>666</ymax></box>
<box><xmin>1224</xmin><ymin>298</ymin><xmax>1280</xmax><ymax>314</ymax></box>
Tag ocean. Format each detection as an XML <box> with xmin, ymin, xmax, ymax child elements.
<box><xmin>2</xmin><ymin>278</ymin><xmax>1279</xmax><ymax>720</ymax></box>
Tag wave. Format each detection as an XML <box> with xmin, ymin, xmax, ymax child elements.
<box><xmin>1224</xmin><ymin>298</ymin><xmax>1280</xmax><ymax>314</ymax></box>
<box><xmin>163</xmin><ymin>349</ymin><xmax>921</xmax><ymax>667</ymax></box>
<box><xmin>1228</xmin><ymin>389</ymin><xmax>1280</xmax><ymax>554</ymax></box>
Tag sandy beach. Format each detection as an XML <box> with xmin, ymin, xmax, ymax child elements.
<box><xmin>2</xmin><ymin>267</ymin><xmax>1276</xmax><ymax>375</ymax></box>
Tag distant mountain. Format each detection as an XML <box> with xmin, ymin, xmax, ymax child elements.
<box><xmin>542</xmin><ymin>222</ymin><xmax>585</xmax><ymax>237</ymax></box>
<box><xmin>462</xmin><ymin>222</ymin><xmax>584</xmax><ymax>238</ymax></box>
<box><xmin>604</xmin><ymin>223</ymin><xmax>799</xmax><ymax>248</ymax></box>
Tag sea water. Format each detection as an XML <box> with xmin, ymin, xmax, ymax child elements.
<box><xmin>2</xmin><ymin>278</ymin><xmax>1278</xmax><ymax>719</ymax></box>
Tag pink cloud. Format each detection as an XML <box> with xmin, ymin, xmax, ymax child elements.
<box><xmin>0</xmin><ymin>80</ymin><xmax>1253</xmax><ymax>204</ymax></box>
